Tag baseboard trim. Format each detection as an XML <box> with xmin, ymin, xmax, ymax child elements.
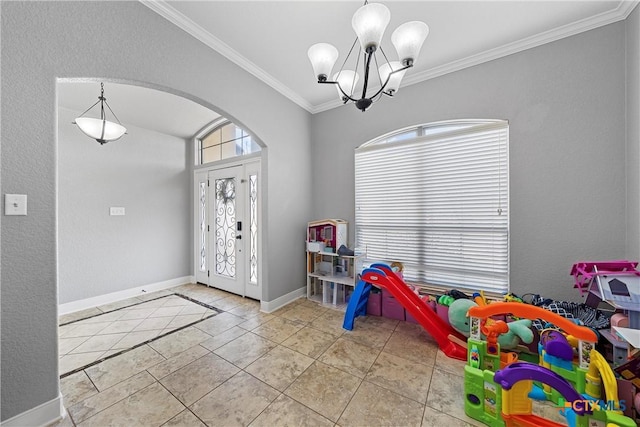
<box><xmin>0</xmin><ymin>393</ymin><xmax>64</xmax><ymax>427</ymax></box>
<box><xmin>260</xmin><ymin>286</ymin><xmax>305</xmax><ymax>313</ymax></box>
<box><xmin>58</xmin><ymin>276</ymin><xmax>195</xmax><ymax>315</ymax></box>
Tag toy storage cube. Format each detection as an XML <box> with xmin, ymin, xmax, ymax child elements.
<box><xmin>406</xmin><ymin>311</ymin><xmax>418</xmax><ymax>324</ymax></box>
<box><xmin>436</xmin><ymin>304</ymin><xmax>450</xmax><ymax>325</ymax></box>
<box><xmin>382</xmin><ymin>289</ymin><xmax>405</xmax><ymax>321</ymax></box>
<box><xmin>367</xmin><ymin>291</ymin><xmax>382</xmax><ymax>316</ymax></box>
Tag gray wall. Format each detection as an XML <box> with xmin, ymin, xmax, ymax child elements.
<box><xmin>58</xmin><ymin>106</ymin><xmax>191</xmax><ymax>304</ymax></box>
<box><xmin>626</xmin><ymin>4</ymin><xmax>640</xmax><ymax>259</ymax></box>
<box><xmin>311</xmin><ymin>22</ymin><xmax>627</xmax><ymax>303</ymax></box>
<box><xmin>1</xmin><ymin>1</ymin><xmax>311</xmax><ymax>421</ymax></box>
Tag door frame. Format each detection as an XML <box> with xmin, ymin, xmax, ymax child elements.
<box><xmin>193</xmin><ymin>155</ymin><xmax>262</xmax><ymax>300</ymax></box>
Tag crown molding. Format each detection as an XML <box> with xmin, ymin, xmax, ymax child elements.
<box><xmin>142</xmin><ymin>0</ymin><xmax>638</xmax><ymax>115</ymax></box>
<box><xmin>140</xmin><ymin>0</ymin><xmax>315</xmax><ymax>113</ymax></box>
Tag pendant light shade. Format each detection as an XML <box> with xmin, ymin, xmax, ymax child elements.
<box><xmin>307</xmin><ymin>43</ymin><xmax>339</xmax><ymax>82</ymax></box>
<box><xmin>75</xmin><ymin>117</ymin><xmax>127</xmax><ymax>144</ymax></box>
<box><xmin>351</xmin><ymin>2</ymin><xmax>390</xmax><ymax>52</ymax></box>
<box><xmin>391</xmin><ymin>21</ymin><xmax>429</xmax><ymax>66</ymax></box>
<box><xmin>378</xmin><ymin>61</ymin><xmax>407</xmax><ymax>95</ymax></box>
<box><xmin>73</xmin><ymin>83</ymin><xmax>126</xmax><ymax>145</ymax></box>
<box><xmin>334</xmin><ymin>70</ymin><xmax>359</xmax><ymax>101</ymax></box>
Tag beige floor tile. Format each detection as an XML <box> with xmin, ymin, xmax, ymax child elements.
<box><xmin>165</xmin><ymin>314</ymin><xmax>206</xmax><ymax>330</ymax></box>
<box><xmin>98</xmin><ymin>319</ymin><xmax>144</xmax><ymax>335</ymax></box>
<box><xmin>422</xmin><ymin>405</ymin><xmax>478</xmax><ymax>426</ymax></box>
<box><xmin>97</xmin><ymin>297</ymin><xmax>143</xmax><ymax>312</ymax></box>
<box><xmin>68</xmin><ymin>371</ymin><xmax>156</xmax><ymax>424</ymax></box>
<box><xmin>59</xmin><ymin>336</ymin><xmax>90</xmax><ymax>355</ymax></box>
<box><xmin>60</xmin><ymin>322</ymin><xmax>112</xmax><ymax>338</ymax></box>
<box><xmin>190</xmin><ymin>371</ymin><xmax>279</xmax><ymax>427</ymax></box>
<box><xmin>85</xmin><ymin>345</ymin><xmax>165</xmax><ymax>391</ymax></box>
<box><xmin>214</xmin><ymin>332</ymin><xmax>277</xmax><ymax>368</ymax></box>
<box><xmin>60</xmin><ymin>371</ymin><xmax>98</xmax><ymax>408</ymax></box>
<box><xmin>76</xmin><ymin>310</ymin><xmax>126</xmax><ymax>324</ymax></box>
<box><xmin>69</xmin><ymin>333</ymin><xmax>128</xmax><ymax>354</ymax></box>
<box><xmin>425</xmin><ymin>368</ymin><xmax>479</xmax><ymax>425</ymax></box>
<box><xmin>150</xmin><ymin>305</ymin><xmax>186</xmax><ymax>318</ymax></box>
<box><xmin>228</xmin><ymin>302</ymin><xmax>261</xmax><ymax>319</ymax></box>
<box><xmin>77</xmin><ymin>382</ymin><xmax>184</xmax><ymax>427</ymax></box>
<box><xmin>177</xmin><ymin>303</ymin><xmax>208</xmax><ymax>315</ymax></box>
<box><xmin>281</xmin><ymin>326</ymin><xmax>337</xmax><ymax>358</ymax></box>
<box><xmin>200</xmin><ymin>326</ymin><xmax>247</xmax><ymax>351</ymax></box>
<box><xmin>342</xmin><ymin>320</ymin><xmax>394</xmax><ymax>349</ymax></box>
<box><xmin>117</xmin><ymin>307</ymin><xmax>157</xmax><ymax>321</ymax></box>
<box><xmin>148</xmin><ymin>326</ymin><xmax>213</xmax><ymax>358</ymax></box>
<box><xmin>366</xmin><ymin>351</ymin><xmax>433</xmax><ymax>403</ymax></box>
<box><xmin>160</xmin><ymin>352</ymin><xmax>240</xmax><ymax>406</ymax></box>
<box><xmin>338</xmin><ymin>381</ymin><xmax>424</xmax><ymax>427</ymax></box>
<box><xmin>358</xmin><ymin>314</ymin><xmax>400</xmax><ymax>330</ymax></box>
<box><xmin>111</xmin><ymin>330</ymin><xmax>160</xmax><ymax>350</ymax></box>
<box><xmin>46</xmin><ymin>410</ymin><xmax>75</xmax><ymax>427</ymax></box>
<box><xmin>59</xmin><ymin>351</ymin><xmax>105</xmax><ymax>375</ymax></box>
<box><xmin>148</xmin><ymin>345</ymin><xmax>210</xmax><ymax>380</ymax></box>
<box><xmin>309</xmin><ymin>310</ymin><xmax>347</xmax><ymax>337</ymax></box>
<box><xmin>137</xmin><ymin>289</ymin><xmax>175</xmax><ymax>302</ymax></box>
<box><xmin>280</xmin><ymin>305</ymin><xmax>326</xmax><ymax>323</ymax></box>
<box><xmin>133</xmin><ymin>316</ymin><xmax>173</xmax><ymax>332</ymax></box>
<box><xmin>160</xmin><ymin>295</ymin><xmax>192</xmax><ymax>307</ymax></box>
<box><xmin>284</xmin><ymin>361</ymin><xmax>361</xmax><ymax>422</ymax></box>
<box><xmin>383</xmin><ymin>329</ymin><xmax>439</xmax><ymax>367</ymax></box>
<box><xmin>194</xmin><ymin>312</ymin><xmax>245</xmax><ymax>336</ymax></box>
<box><xmin>59</xmin><ymin>307</ymin><xmax>104</xmax><ymax>325</ymax></box>
<box><xmin>434</xmin><ymin>349</ymin><xmax>467</xmax><ymax>377</ymax></box>
<box><xmin>245</xmin><ymin>345</ymin><xmax>314</xmax><ymax>391</ymax></box>
<box><xmin>237</xmin><ymin>312</ymin><xmax>275</xmax><ymax>331</ymax></box>
<box><xmin>318</xmin><ymin>337</ymin><xmax>379</xmax><ymax>378</ymax></box>
<box><xmin>162</xmin><ymin>409</ymin><xmax>206</xmax><ymax>427</ymax></box>
<box><xmin>251</xmin><ymin>317</ymin><xmax>304</xmax><ymax>343</ymax></box>
<box><xmin>248</xmin><ymin>393</ymin><xmax>334</xmax><ymax>427</ymax></box>
<box><xmin>211</xmin><ymin>296</ymin><xmax>246</xmax><ymax>311</ymax></box>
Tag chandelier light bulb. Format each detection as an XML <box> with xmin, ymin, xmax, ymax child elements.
<box><xmin>334</xmin><ymin>70</ymin><xmax>359</xmax><ymax>101</ymax></box>
<box><xmin>392</xmin><ymin>21</ymin><xmax>429</xmax><ymax>66</ymax></box>
<box><xmin>75</xmin><ymin>117</ymin><xmax>127</xmax><ymax>145</ymax></box>
<box><xmin>351</xmin><ymin>2</ymin><xmax>391</xmax><ymax>53</ymax></box>
<box><xmin>378</xmin><ymin>61</ymin><xmax>407</xmax><ymax>95</ymax></box>
<box><xmin>307</xmin><ymin>43</ymin><xmax>339</xmax><ymax>82</ymax></box>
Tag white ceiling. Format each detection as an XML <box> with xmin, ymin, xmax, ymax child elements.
<box><xmin>58</xmin><ymin>1</ymin><xmax>638</xmax><ymax>138</ymax></box>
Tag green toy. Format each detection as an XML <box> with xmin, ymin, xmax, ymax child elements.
<box><xmin>448</xmin><ymin>299</ymin><xmax>534</xmax><ymax>349</ymax></box>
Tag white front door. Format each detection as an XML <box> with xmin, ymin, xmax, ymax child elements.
<box><xmin>208</xmin><ymin>166</ymin><xmax>244</xmax><ymax>295</ymax></box>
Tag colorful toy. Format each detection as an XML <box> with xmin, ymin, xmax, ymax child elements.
<box><xmin>448</xmin><ymin>299</ymin><xmax>534</xmax><ymax>350</ymax></box>
<box><xmin>342</xmin><ymin>263</ymin><xmax>467</xmax><ymax>360</ymax></box>
<box><xmin>570</xmin><ymin>260</ymin><xmax>639</xmax><ymax>296</ymax></box>
<box><xmin>464</xmin><ymin>302</ymin><xmax>636</xmax><ymax>426</ymax></box>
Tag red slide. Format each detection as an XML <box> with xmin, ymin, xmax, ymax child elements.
<box><xmin>503</xmin><ymin>414</ymin><xmax>565</xmax><ymax>427</ymax></box>
<box><xmin>362</xmin><ymin>265</ymin><xmax>467</xmax><ymax>361</ymax></box>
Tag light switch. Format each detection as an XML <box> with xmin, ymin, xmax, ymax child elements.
<box><xmin>110</xmin><ymin>207</ymin><xmax>125</xmax><ymax>216</ymax></box>
<box><xmin>5</xmin><ymin>194</ymin><xmax>27</xmax><ymax>216</ymax></box>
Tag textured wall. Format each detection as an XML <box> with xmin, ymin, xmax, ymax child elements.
<box><xmin>57</xmin><ymin>106</ymin><xmax>191</xmax><ymax>304</ymax></box>
<box><xmin>1</xmin><ymin>1</ymin><xmax>311</xmax><ymax>421</ymax></box>
<box><xmin>311</xmin><ymin>22</ymin><xmax>627</xmax><ymax>303</ymax></box>
<box><xmin>626</xmin><ymin>4</ymin><xmax>640</xmax><ymax>259</ymax></box>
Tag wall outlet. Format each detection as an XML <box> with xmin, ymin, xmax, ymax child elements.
<box><xmin>110</xmin><ymin>207</ymin><xmax>125</xmax><ymax>216</ymax></box>
<box><xmin>5</xmin><ymin>194</ymin><xmax>27</xmax><ymax>216</ymax></box>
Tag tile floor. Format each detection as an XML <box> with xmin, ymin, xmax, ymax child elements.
<box><xmin>54</xmin><ymin>283</ymin><xmax>561</xmax><ymax>427</ymax></box>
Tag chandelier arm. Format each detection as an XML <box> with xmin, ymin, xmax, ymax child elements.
<box><xmin>368</xmin><ymin>63</ymin><xmax>413</xmax><ymax>100</ymax></box>
<box><xmin>103</xmin><ymin>100</ymin><xmax>124</xmax><ymax>126</ymax></box>
<box><xmin>318</xmin><ymin>80</ymin><xmax>360</xmax><ymax>103</ymax></box>
<box><xmin>75</xmin><ymin>99</ymin><xmax>102</xmax><ymax>119</ymax></box>
<box><xmin>360</xmin><ymin>49</ymin><xmax>374</xmax><ymax>100</ymax></box>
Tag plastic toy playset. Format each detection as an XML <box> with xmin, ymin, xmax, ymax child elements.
<box><xmin>342</xmin><ymin>262</ymin><xmax>637</xmax><ymax>426</ymax></box>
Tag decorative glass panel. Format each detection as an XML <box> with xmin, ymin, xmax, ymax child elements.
<box><xmin>249</xmin><ymin>174</ymin><xmax>258</xmax><ymax>284</ymax></box>
<box><xmin>199</xmin><ymin>181</ymin><xmax>207</xmax><ymax>272</ymax></box>
<box><xmin>215</xmin><ymin>178</ymin><xmax>236</xmax><ymax>278</ymax></box>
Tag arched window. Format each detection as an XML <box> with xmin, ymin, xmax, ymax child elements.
<box><xmin>197</xmin><ymin>120</ymin><xmax>260</xmax><ymax>165</ymax></box>
<box><xmin>355</xmin><ymin>120</ymin><xmax>509</xmax><ymax>294</ymax></box>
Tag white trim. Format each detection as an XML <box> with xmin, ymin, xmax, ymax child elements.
<box><xmin>140</xmin><ymin>0</ymin><xmax>637</xmax><ymax>115</ymax></box>
<box><xmin>58</xmin><ymin>276</ymin><xmax>194</xmax><ymax>315</ymax></box>
<box><xmin>260</xmin><ymin>286</ymin><xmax>306</xmax><ymax>313</ymax></box>
<box><xmin>140</xmin><ymin>0</ymin><xmax>313</xmax><ymax>113</ymax></box>
<box><xmin>0</xmin><ymin>394</ymin><xmax>64</xmax><ymax>427</ymax></box>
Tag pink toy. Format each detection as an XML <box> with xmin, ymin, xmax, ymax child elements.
<box><xmin>570</xmin><ymin>260</ymin><xmax>639</xmax><ymax>295</ymax></box>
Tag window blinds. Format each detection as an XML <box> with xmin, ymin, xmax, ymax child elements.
<box><xmin>355</xmin><ymin>121</ymin><xmax>509</xmax><ymax>293</ymax></box>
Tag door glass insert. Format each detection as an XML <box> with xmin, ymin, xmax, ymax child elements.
<box><xmin>249</xmin><ymin>174</ymin><xmax>258</xmax><ymax>284</ymax></box>
<box><xmin>215</xmin><ymin>177</ymin><xmax>236</xmax><ymax>278</ymax></box>
<box><xmin>199</xmin><ymin>181</ymin><xmax>207</xmax><ymax>272</ymax></box>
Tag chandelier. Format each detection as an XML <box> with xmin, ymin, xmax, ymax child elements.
<box><xmin>308</xmin><ymin>1</ymin><xmax>429</xmax><ymax>112</ymax></box>
<box><xmin>73</xmin><ymin>83</ymin><xmax>127</xmax><ymax>145</ymax></box>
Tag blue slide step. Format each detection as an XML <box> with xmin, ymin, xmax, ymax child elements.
<box><xmin>342</xmin><ymin>279</ymin><xmax>373</xmax><ymax>330</ymax></box>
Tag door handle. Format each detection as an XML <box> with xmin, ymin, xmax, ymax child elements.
<box><xmin>236</xmin><ymin>235</ymin><xmax>242</xmax><ymax>240</ymax></box>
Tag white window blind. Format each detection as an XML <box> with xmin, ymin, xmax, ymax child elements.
<box><xmin>355</xmin><ymin>120</ymin><xmax>509</xmax><ymax>293</ymax></box>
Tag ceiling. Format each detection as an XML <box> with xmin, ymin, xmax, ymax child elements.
<box><xmin>58</xmin><ymin>1</ymin><xmax>638</xmax><ymax>139</ymax></box>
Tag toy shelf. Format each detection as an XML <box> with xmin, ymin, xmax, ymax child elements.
<box><xmin>306</xmin><ymin>250</ymin><xmax>363</xmax><ymax>307</ymax></box>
